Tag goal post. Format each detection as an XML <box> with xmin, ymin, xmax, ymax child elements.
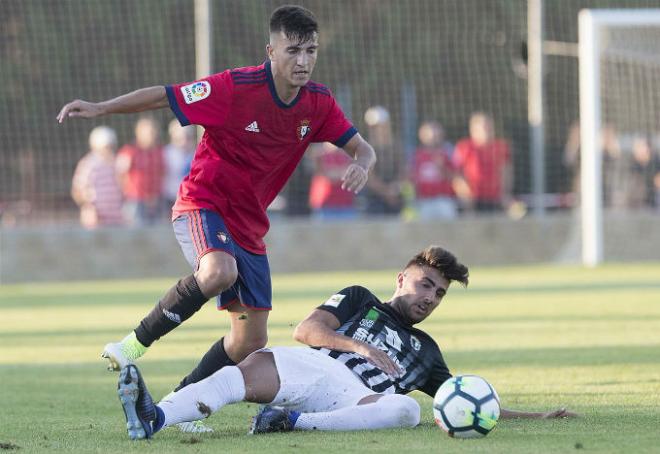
<box><xmin>578</xmin><ymin>9</ymin><xmax>660</xmax><ymax>267</ymax></box>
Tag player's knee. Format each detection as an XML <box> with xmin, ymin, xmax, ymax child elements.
<box><xmin>196</xmin><ymin>262</ymin><xmax>237</xmax><ymax>296</ymax></box>
<box><xmin>385</xmin><ymin>394</ymin><xmax>421</xmax><ymax>428</ymax></box>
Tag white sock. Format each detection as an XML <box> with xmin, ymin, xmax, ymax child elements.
<box><xmin>292</xmin><ymin>394</ymin><xmax>420</xmax><ymax>431</ymax></box>
<box><xmin>157</xmin><ymin>366</ymin><xmax>246</xmax><ymax>428</ymax></box>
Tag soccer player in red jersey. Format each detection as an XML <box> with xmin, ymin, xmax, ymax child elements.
<box><xmin>57</xmin><ymin>4</ymin><xmax>376</xmax><ymax>410</ymax></box>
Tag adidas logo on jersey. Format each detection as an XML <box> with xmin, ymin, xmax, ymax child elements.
<box><xmin>245</xmin><ymin>121</ymin><xmax>260</xmax><ymax>133</ymax></box>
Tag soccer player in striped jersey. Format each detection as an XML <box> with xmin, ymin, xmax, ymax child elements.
<box><xmin>116</xmin><ymin>246</ymin><xmax>575</xmax><ymax>439</ymax></box>
<box><xmin>57</xmin><ymin>5</ymin><xmax>376</xmax><ymax>432</ymax></box>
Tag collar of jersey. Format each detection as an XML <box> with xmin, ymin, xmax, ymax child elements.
<box><xmin>265</xmin><ymin>60</ymin><xmax>303</xmax><ymax>109</ymax></box>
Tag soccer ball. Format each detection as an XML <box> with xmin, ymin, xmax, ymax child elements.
<box><xmin>433</xmin><ymin>375</ymin><xmax>500</xmax><ymax>439</ymax></box>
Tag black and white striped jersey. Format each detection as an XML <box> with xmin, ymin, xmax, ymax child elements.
<box><xmin>315</xmin><ymin>285</ymin><xmax>452</xmax><ymax>397</ymax></box>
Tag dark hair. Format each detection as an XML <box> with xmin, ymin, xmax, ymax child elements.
<box><xmin>269</xmin><ymin>5</ymin><xmax>318</xmax><ymax>44</ymax></box>
<box><xmin>405</xmin><ymin>246</ymin><xmax>469</xmax><ymax>287</ymax></box>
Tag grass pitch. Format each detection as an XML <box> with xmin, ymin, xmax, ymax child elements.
<box><xmin>2</xmin><ymin>263</ymin><xmax>660</xmax><ymax>453</ymax></box>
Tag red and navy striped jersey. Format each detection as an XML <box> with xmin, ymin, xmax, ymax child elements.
<box><xmin>166</xmin><ymin>60</ymin><xmax>357</xmax><ymax>254</ymax></box>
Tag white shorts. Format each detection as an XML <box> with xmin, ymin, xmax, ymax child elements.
<box><xmin>262</xmin><ymin>347</ymin><xmax>376</xmax><ymax>413</ymax></box>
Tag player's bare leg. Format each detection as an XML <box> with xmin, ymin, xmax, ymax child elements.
<box><xmin>103</xmin><ymin>250</ymin><xmax>237</xmax><ymax>371</ymax></box>
<box><xmin>237</xmin><ymin>351</ymin><xmax>280</xmax><ymax>402</ymax></box>
<box><xmin>224</xmin><ymin>304</ymin><xmax>270</xmax><ymax>363</ymax></box>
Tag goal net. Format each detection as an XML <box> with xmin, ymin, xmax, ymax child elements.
<box><xmin>579</xmin><ymin>9</ymin><xmax>660</xmax><ymax>265</ymax></box>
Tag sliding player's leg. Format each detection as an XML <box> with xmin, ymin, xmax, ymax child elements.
<box><xmin>154</xmin><ymin>351</ymin><xmax>279</xmax><ymax>431</ymax></box>
<box><xmin>249</xmin><ymin>347</ymin><xmax>420</xmax><ymax>433</ymax></box>
<box><xmin>103</xmin><ymin>209</ymin><xmax>238</xmax><ymax>371</ymax></box>
<box><xmin>285</xmin><ymin>394</ymin><xmax>421</xmax><ymax>431</ymax></box>
<box><xmin>120</xmin><ymin>348</ymin><xmax>418</xmax><ymax>439</ymax></box>
<box><xmin>164</xmin><ymin>306</ymin><xmax>269</xmax><ymax>434</ymax></box>
<box><xmin>174</xmin><ymin>305</ymin><xmax>269</xmax><ymax>391</ymax></box>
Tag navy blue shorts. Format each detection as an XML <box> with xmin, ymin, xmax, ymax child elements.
<box><xmin>173</xmin><ymin>209</ymin><xmax>272</xmax><ymax>311</ymax></box>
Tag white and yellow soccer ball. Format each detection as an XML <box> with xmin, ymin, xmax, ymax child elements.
<box><xmin>433</xmin><ymin>375</ymin><xmax>500</xmax><ymax>439</ymax></box>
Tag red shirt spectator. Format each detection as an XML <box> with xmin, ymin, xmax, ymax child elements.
<box><xmin>412</xmin><ymin>147</ymin><xmax>456</xmax><ymax>199</ymax></box>
<box><xmin>453</xmin><ymin>138</ymin><xmax>509</xmax><ymax>201</ymax></box>
<box><xmin>117</xmin><ymin>143</ymin><xmax>164</xmax><ymax>201</ymax></box>
<box><xmin>453</xmin><ymin>113</ymin><xmax>511</xmax><ymax>207</ymax></box>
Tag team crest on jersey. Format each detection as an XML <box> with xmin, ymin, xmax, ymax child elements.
<box><xmin>217</xmin><ymin>231</ymin><xmax>229</xmax><ymax>244</ymax></box>
<box><xmin>297</xmin><ymin>119</ymin><xmax>311</xmax><ymax>141</ymax></box>
<box><xmin>181</xmin><ymin>81</ymin><xmax>211</xmax><ymax>104</ymax></box>
<box><xmin>410</xmin><ymin>335</ymin><xmax>422</xmax><ymax>351</ymax></box>
<box><xmin>323</xmin><ymin>294</ymin><xmax>345</xmax><ymax>308</ymax></box>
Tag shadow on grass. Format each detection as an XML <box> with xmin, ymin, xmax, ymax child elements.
<box><xmin>3</xmin><ymin>280</ymin><xmax>660</xmax><ymax>309</ymax></box>
<box><xmin>439</xmin><ymin>344</ymin><xmax>660</xmax><ymax>368</ymax></box>
<box><xmin>1</xmin><ymin>344</ymin><xmax>659</xmax><ymax>372</ymax></box>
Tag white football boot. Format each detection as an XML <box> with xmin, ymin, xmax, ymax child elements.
<box><xmin>102</xmin><ymin>341</ymin><xmax>132</xmax><ymax>372</ymax></box>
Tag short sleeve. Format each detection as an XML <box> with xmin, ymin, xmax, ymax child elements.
<box><xmin>419</xmin><ymin>353</ymin><xmax>452</xmax><ymax>397</ymax></box>
<box><xmin>165</xmin><ymin>70</ymin><xmax>233</xmax><ymax>128</ymax></box>
<box><xmin>313</xmin><ymin>96</ymin><xmax>358</xmax><ymax>148</ymax></box>
<box><xmin>316</xmin><ymin>285</ymin><xmax>370</xmax><ymax>325</ymax></box>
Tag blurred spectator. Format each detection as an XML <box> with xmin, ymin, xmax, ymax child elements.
<box><xmin>362</xmin><ymin>106</ymin><xmax>404</xmax><ymax>216</ymax></box>
<box><xmin>71</xmin><ymin>126</ymin><xmax>123</xmax><ymax>228</ymax></box>
<box><xmin>163</xmin><ymin>120</ymin><xmax>195</xmax><ymax>212</ymax></box>
<box><xmin>308</xmin><ymin>142</ymin><xmax>357</xmax><ymax>220</ymax></box>
<box><xmin>562</xmin><ymin>120</ymin><xmax>581</xmax><ymax>195</ymax></box>
<box><xmin>453</xmin><ymin>112</ymin><xmax>512</xmax><ymax>212</ymax></box>
<box><xmin>411</xmin><ymin>121</ymin><xmax>458</xmax><ymax>220</ymax></box>
<box><xmin>627</xmin><ymin>136</ymin><xmax>660</xmax><ymax>209</ymax></box>
<box><xmin>600</xmin><ymin>125</ymin><xmax>628</xmax><ymax>208</ymax></box>
<box><xmin>17</xmin><ymin>147</ymin><xmax>36</xmax><ymax>218</ymax></box>
<box><xmin>116</xmin><ymin>116</ymin><xmax>164</xmax><ymax>226</ymax></box>
<box><xmin>563</xmin><ymin>122</ymin><xmax>633</xmax><ymax>208</ymax></box>
<box><xmin>656</xmin><ymin>167</ymin><xmax>660</xmax><ymax>211</ymax></box>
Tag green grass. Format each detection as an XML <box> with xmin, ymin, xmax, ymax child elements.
<box><xmin>2</xmin><ymin>263</ymin><xmax>660</xmax><ymax>453</ymax></box>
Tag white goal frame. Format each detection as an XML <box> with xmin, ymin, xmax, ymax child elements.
<box><xmin>578</xmin><ymin>9</ymin><xmax>660</xmax><ymax>266</ymax></box>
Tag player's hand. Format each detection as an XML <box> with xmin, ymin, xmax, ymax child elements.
<box><xmin>57</xmin><ymin>99</ymin><xmax>105</xmax><ymax>123</ymax></box>
<box><xmin>356</xmin><ymin>343</ymin><xmax>402</xmax><ymax>378</ymax></box>
<box><xmin>541</xmin><ymin>408</ymin><xmax>578</xmax><ymax>419</ymax></box>
<box><xmin>341</xmin><ymin>163</ymin><xmax>369</xmax><ymax>193</ymax></box>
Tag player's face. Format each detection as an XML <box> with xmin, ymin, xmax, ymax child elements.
<box><xmin>393</xmin><ymin>265</ymin><xmax>450</xmax><ymax>324</ymax></box>
<box><xmin>268</xmin><ymin>31</ymin><xmax>319</xmax><ymax>87</ymax></box>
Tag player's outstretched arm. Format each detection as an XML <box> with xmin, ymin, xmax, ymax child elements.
<box><xmin>57</xmin><ymin>86</ymin><xmax>169</xmax><ymax>123</ymax></box>
<box><xmin>500</xmin><ymin>407</ymin><xmax>578</xmax><ymax>419</ymax></box>
<box><xmin>340</xmin><ymin>133</ymin><xmax>376</xmax><ymax>193</ymax></box>
<box><xmin>294</xmin><ymin>309</ymin><xmax>401</xmax><ymax>377</ymax></box>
